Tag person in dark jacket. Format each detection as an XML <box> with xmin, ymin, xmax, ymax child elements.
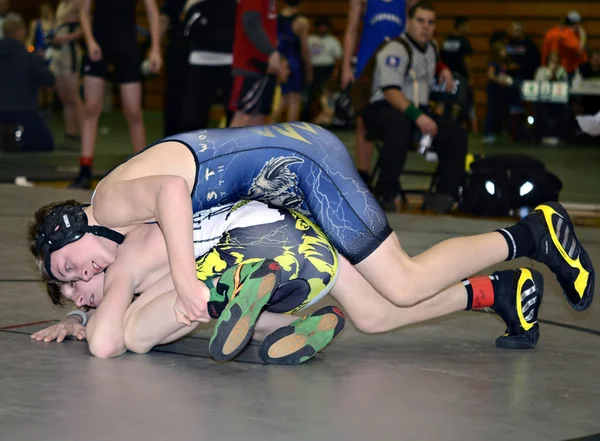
<box><xmin>0</xmin><ymin>14</ymin><xmax>55</xmax><ymax>152</ymax></box>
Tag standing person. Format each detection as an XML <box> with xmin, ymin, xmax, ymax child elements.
<box><xmin>440</xmin><ymin>17</ymin><xmax>475</xmax><ymax>130</ymax></box>
<box><xmin>180</xmin><ymin>0</ymin><xmax>237</xmax><ymax>132</ymax></box>
<box><xmin>0</xmin><ymin>14</ymin><xmax>55</xmax><ymax>151</ymax></box>
<box><xmin>229</xmin><ymin>0</ymin><xmax>280</xmax><ymax>128</ymax></box>
<box><xmin>71</xmin><ymin>0</ymin><xmax>162</xmax><ymax>189</ymax></box>
<box><xmin>49</xmin><ymin>0</ymin><xmax>84</xmax><ymax>149</ymax></box>
<box><xmin>272</xmin><ymin>0</ymin><xmax>312</xmax><ymax>123</ymax></box>
<box><xmin>303</xmin><ymin>17</ymin><xmax>342</xmax><ymax>122</ymax></box>
<box><xmin>342</xmin><ymin>0</ymin><xmax>411</xmax><ymax>184</ymax></box>
<box><xmin>542</xmin><ymin>11</ymin><xmax>588</xmax><ymax>83</ymax></box>
<box><xmin>159</xmin><ymin>0</ymin><xmax>187</xmax><ymax>137</ymax></box>
<box><xmin>483</xmin><ymin>42</ymin><xmax>513</xmax><ymax>144</ymax></box>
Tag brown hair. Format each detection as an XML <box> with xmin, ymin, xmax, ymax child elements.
<box><xmin>46</xmin><ymin>281</ymin><xmax>65</xmax><ymax>307</ymax></box>
<box><xmin>408</xmin><ymin>1</ymin><xmax>436</xmax><ymax>19</ymax></box>
<box><xmin>27</xmin><ymin>199</ymin><xmax>82</xmax><ymax>287</ymax></box>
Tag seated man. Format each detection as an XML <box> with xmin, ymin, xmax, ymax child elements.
<box><xmin>0</xmin><ymin>14</ymin><xmax>55</xmax><ymax>152</ymax></box>
<box><xmin>33</xmin><ymin>201</ymin><xmax>345</xmax><ymax>365</ymax></box>
<box><xmin>361</xmin><ymin>2</ymin><xmax>467</xmax><ymax>213</ymax></box>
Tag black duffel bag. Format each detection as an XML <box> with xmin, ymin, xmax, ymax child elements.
<box><xmin>459</xmin><ymin>154</ymin><xmax>563</xmax><ymax>217</ymax></box>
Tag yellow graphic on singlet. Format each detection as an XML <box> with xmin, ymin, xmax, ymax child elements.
<box><xmin>250</xmin><ymin>122</ymin><xmax>319</xmax><ymax>145</ymax></box>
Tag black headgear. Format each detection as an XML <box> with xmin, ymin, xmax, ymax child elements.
<box><xmin>35</xmin><ymin>204</ymin><xmax>124</xmax><ymax>281</ymax></box>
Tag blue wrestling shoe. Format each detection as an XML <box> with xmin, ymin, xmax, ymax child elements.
<box><xmin>520</xmin><ymin>202</ymin><xmax>594</xmax><ymax>311</ymax></box>
<box><xmin>209</xmin><ymin>259</ymin><xmax>281</xmax><ymax>362</ymax></box>
<box><xmin>259</xmin><ymin>306</ymin><xmax>345</xmax><ymax>365</ymax></box>
<box><xmin>492</xmin><ymin>268</ymin><xmax>543</xmax><ymax>349</ymax></box>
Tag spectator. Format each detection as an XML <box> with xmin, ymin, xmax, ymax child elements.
<box><xmin>361</xmin><ymin>2</ymin><xmax>466</xmax><ymax>214</ymax></box>
<box><xmin>483</xmin><ymin>42</ymin><xmax>512</xmax><ymax>144</ymax></box>
<box><xmin>26</xmin><ymin>2</ymin><xmax>54</xmax><ymax>59</ymax></box>
<box><xmin>542</xmin><ymin>11</ymin><xmax>588</xmax><ymax>82</ymax></box>
<box><xmin>506</xmin><ymin>22</ymin><xmax>540</xmax><ymax>80</ymax></box>
<box><xmin>229</xmin><ymin>0</ymin><xmax>280</xmax><ymax>128</ymax></box>
<box><xmin>159</xmin><ymin>0</ymin><xmax>187</xmax><ymax>136</ymax></box>
<box><xmin>272</xmin><ymin>0</ymin><xmax>313</xmax><ymax>123</ymax></box>
<box><xmin>0</xmin><ymin>15</ymin><xmax>55</xmax><ymax>151</ymax></box>
<box><xmin>180</xmin><ymin>0</ymin><xmax>237</xmax><ymax>132</ymax></box>
<box><xmin>533</xmin><ymin>52</ymin><xmax>568</xmax><ymax>145</ymax></box>
<box><xmin>303</xmin><ymin>17</ymin><xmax>342</xmax><ymax>121</ymax></box>
<box><xmin>440</xmin><ymin>17</ymin><xmax>475</xmax><ymax>129</ymax></box>
<box><xmin>0</xmin><ymin>0</ymin><xmax>18</xmax><ymax>40</ymax></box>
<box><xmin>580</xmin><ymin>50</ymin><xmax>600</xmax><ymax>79</ymax></box>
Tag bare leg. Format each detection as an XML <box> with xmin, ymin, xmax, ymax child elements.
<box><xmin>272</xmin><ymin>93</ymin><xmax>288</xmax><ymax>123</ymax></box>
<box><xmin>119</xmin><ymin>82</ymin><xmax>145</xmax><ymax>153</ymax></box>
<box><xmin>354</xmin><ymin>232</ymin><xmax>509</xmax><ymax>307</ymax></box>
<box><xmin>286</xmin><ymin>92</ymin><xmax>302</xmax><ymax>122</ymax></box>
<box><xmin>355</xmin><ymin>116</ymin><xmax>374</xmax><ymax>174</ymax></box>
<box><xmin>229</xmin><ymin>111</ymin><xmax>252</xmax><ymax>128</ymax></box>
<box><xmin>56</xmin><ymin>73</ymin><xmax>83</xmax><ymax>136</ymax></box>
<box><xmin>331</xmin><ymin>256</ymin><xmax>468</xmax><ymax>333</ymax></box>
<box><xmin>80</xmin><ymin>76</ymin><xmax>105</xmax><ymax>159</ymax></box>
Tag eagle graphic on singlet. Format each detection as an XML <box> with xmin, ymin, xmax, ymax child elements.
<box><xmin>247</xmin><ymin>156</ymin><xmax>309</xmax><ymax>215</ymax></box>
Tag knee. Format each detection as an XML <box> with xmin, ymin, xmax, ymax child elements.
<box><xmin>83</xmin><ymin>100</ymin><xmax>102</xmax><ymax>118</ymax></box>
<box><xmin>123</xmin><ymin>105</ymin><xmax>143</xmax><ymax>123</ymax></box>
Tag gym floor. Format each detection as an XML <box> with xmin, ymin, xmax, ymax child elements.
<box><xmin>1</xmin><ymin>114</ymin><xmax>599</xmax><ymax>441</ymax></box>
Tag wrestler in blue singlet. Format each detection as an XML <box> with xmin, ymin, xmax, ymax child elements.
<box><xmin>278</xmin><ymin>14</ymin><xmax>304</xmax><ymax>93</ymax></box>
<box><xmin>155</xmin><ymin>123</ymin><xmax>392</xmax><ymax>264</ymax></box>
<box><xmin>355</xmin><ymin>0</ymin><xmax>407</xmax><ymax>78</ymax></box>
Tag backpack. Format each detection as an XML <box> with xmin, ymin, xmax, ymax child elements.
<box><xmin>351</xmin><ymin>36</ymin><xmax>413</xmax><ymax>115</ymax></box>
<box><xmin>459</xmin><ymin>154</ymin><xmax>563</xmax><ymax>217</ymax></box>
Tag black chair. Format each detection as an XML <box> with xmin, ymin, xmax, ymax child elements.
<box><xmin>367</xmin><ymin>71</ymin><xmax>468</xmax><ymax>209</ymax></box>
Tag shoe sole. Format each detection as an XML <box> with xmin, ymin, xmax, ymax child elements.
<box><xmin>259</xmin><ymin>306</ymin><xmax>345</xmax><ymax>365</ymax></box>
<box><xmin>536</xmin><ymin>202</ymin><xmax>595</xmax><ymax>311</ymax></box>
<box><xmin>209</xmin><ymin>264</ymin><xmax>280</xmax><ymax>362</ymax></box>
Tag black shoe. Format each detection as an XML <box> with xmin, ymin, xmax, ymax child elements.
<box><xmin>519</xmin><ymin>202</ymin><xmax>594</xmax><ymax>311</ymax></box>
<box><xmin>492</xmin><ymin>268</ymin><xmax>543</xmax><ymax>350</ymax></box>
<box><xmin>377</xmin><ymin>195</ymin><xmax>399</xmax><ymax>212</ymax></box>
<box><xmin>68</xmin><ymin>175</ymin><xmax>92</xmax><ymax>190</ymax></box>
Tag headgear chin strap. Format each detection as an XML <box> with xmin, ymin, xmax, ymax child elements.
<box><xmin>35</xmin><ymin>204</ymin><xmax>124</xmax><ymax>281</ymax></box>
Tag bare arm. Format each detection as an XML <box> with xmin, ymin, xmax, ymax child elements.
<box><xmin>86</xmin><ymin>267</ymin><xmax>136</xmax><ymax>358</ymax></box>
<box><xmin>142</xmin><ymin>0</ymin><xmax>162</xmax><ymax>54</ymax></box>
<box><xmin>295</xmin><ymin>16</ymin><xmax>313</xmax><ymax>83</ymax></box>
<box><xmin>159</xmin><ymin>13</ymin><xmax>170</xmax><ymax>39</ymax></box>
<box><xmin>93</xmin><ymin>176</ymin><xmax>207</xmax><ymax>323</ymax></box>
<box><xmin>383</xmin><ymin>88</ymin><xmax>411</xmax><ymax>112</ymax></box>
<box><xmin>79</xmin><ymin>0</ymin><xmax>95</xmax><ymax>47</ymax></box>
<box><xmin>342</xmin><ymin>0</ymin><xmax>362</xmax><ymax>84</ymax></box>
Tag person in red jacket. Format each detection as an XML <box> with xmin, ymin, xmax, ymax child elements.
<box><xmin>229</xmin><ymin>0</ymin><xmax>281</xmax><ymax>128</ymax></box>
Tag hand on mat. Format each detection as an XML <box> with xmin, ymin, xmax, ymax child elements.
<box><xmin>31</xmin><ymin>319</ymin><xmax>86</xmax><ymax>343</ymax></box>
<box><xmin>267</xmin><ymin>51</ymin><xmax>281</xmax><ymax>75</ymax></box>
<box><xmin>438</xmin><ymin>68</ymin><xmax>455</xmax><ymax>93</ymax></box>
<box><xmin>174</xmin><ymin>280</ymin><xmax>210</xmax><ymax>325</ymax></box>
<box><xmin>415</xmin><ymin>114</ymin><xmax>438</xmax><ymax>136</ymax></box>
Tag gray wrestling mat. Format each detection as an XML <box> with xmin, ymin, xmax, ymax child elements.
<box><xmin>2</xmin><ymin>185</ymin><xmax>600</xmax><ymax>441</ymax></box>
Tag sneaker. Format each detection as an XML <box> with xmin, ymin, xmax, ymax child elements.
<box><xmin>259</xmin><ymin>306</ymin><xmax>345</xmax><ymax>365</ymax></box>
<box><xmin>68</xmin><ymin>175</ymin><xmax>92</xmax><ymax>190</ymax></box>
<box><xmin>209</xmin><ymin>259</ymin><xmax>281</xmax><ymax>362</ymax></box>
<box><xmin>492</xmin><ymin>268</ymin><xmax>543</xmax><ymax>349</ymax></box>
<box><xmin>519</xmin><ymin>202</ymin><xmax>594</xmax><ymax>311</ymax></box>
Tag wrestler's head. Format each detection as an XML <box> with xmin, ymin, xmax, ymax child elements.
<box><xmin>407</xmin><ymin>1</ymin><xmax>436</xmax><ymax>47</ymax></box>
<box><xmin>47</xmin><ymin>272</ymin><xmax>106</xmax><ymax>308</ymax></box>
<box><xmin>28</xmin><ymin>200</ymin><xmax>123</xmax><ymax>283</ymax></box>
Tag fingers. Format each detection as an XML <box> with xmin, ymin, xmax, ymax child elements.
<box><xmin>56</xmin><ymin>328</ymin><xmax>68</xmax><ymax>343</ymax></box>
<box><xmin>175</xmin><ymin>310</ymin><xmax>192</xmax><ymax>327</ymax></box>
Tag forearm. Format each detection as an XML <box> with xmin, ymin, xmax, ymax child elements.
<box><xmin>154</xmin><ymin>178</ymin><xmax>199</xmax><ymax>293</ymax></box>
<box><xmin>383</xmin><ymin>88</ymin><xmax>412</xmax><ymax>113</ymax></box>
<box><xmin>343</xmin><ymin>31</ymin><xmax>357</xmax><ymax>70</ymax></box>
<box><xmin>79</xmin><ymin>4</ymin><xmax>95</xmax><ymax>46</ymax></box>
<box><xmin>242</xmin><ymin>11</ymin><xmax>275</xmax><ymax>56</ymax></box>
<box><xmin>145</xmin><ymin>0</ymin><xmax>162</xmax><ymax>52</ymax></box>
